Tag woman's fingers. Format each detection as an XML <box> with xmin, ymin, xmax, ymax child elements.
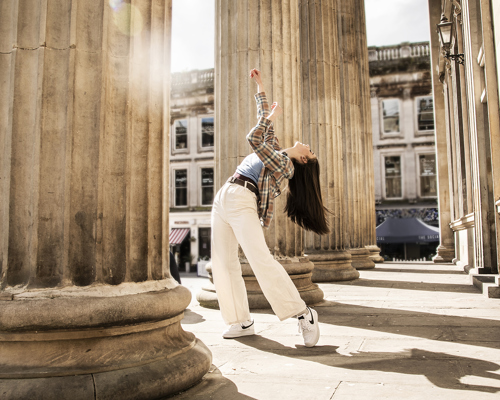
<box><xmin>249</xmin><ymin>68</ymin><xmax>261</xmax><ymax>78</ymax></box>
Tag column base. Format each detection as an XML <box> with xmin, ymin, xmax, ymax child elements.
<box><xmin>350</xmin><ymin>248</ymin><xmax>375</xmax><ymax>270</ymax></box>
<box><xmin>307</xmin><ymin>251</ymin><xmax>359</xmax><ymax>282</ymax></box>
<box><xmin>366</xmin><ymin>245</ymin><xmax>384</xmax><ymax>263</ymax></box>
<box><xmin>433</xmin><ymin>244</ymin><xmax>455</xmax><ymax>263</ymax></box>
<box><xmin>0</xmin><ymin>282</ymin><xmax>212</xmax><ymax>400</ymax></box>
<box><xmin>197</xmin><ymin>257</ymin><xmax>324</xmax><ymax>309</ymax></box>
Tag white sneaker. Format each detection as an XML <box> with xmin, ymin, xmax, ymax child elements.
<box><xmin>222</xmin><ymin>320</ymin><xmax>255</xmax><ymax>339</ymax></box>
<box><xmin>298</xmin><ymin>307</ymin><xmax>320</xmax><ymax>347</ymax></box>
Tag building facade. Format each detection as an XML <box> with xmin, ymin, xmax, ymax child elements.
<box><xmin>169</xmin><ymin>69</ymin><xmax>215</xmax><ymax>272</ymax></box>
<box><xmin>369</xmin><ymin>42</ymin><xmax>439</xmax><ymax>260</ymax></box>
<box><xmin>428</xmin><ymin>0</ymin><xmax>500</xmax><ymax>295</ymax></box>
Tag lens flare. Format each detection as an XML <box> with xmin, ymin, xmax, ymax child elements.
<box><xmin>109</xmin><ymin>1</ymin><xmax>144</xmax><ymax>37</ymax></box>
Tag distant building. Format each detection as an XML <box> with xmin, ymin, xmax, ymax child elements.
<box><xmin>369</xmin><ymin>42</ymin><xmax>439</xmax><ymax>261</ymax></box>
<box><xmin>169</xmin><ymin>69</ymin><xmax>215</xmax><ymax>273</ymax></box>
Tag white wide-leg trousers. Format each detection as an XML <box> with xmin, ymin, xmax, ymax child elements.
<box><xmin>211</xmin><ymin>182</ymin><xmax>307</xmax><ymax>325</ymax></box>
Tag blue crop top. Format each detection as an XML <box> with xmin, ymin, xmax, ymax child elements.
<box><xmin>235</xmin><ymin>153</ymin><xmax>264</xmax><ymax>185</ymax></box>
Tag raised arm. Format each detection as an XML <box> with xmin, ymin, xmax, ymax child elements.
<box><xmin>246</xmin><ymin>100</ymin><xmax>292</xmax><ymax>177</ymax></box>
<box><xmin>250</xmin><ymin>69</ymin><xmax>271</xmax><ymax>119</ymax></box>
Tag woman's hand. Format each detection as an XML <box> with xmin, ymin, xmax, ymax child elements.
<box><xmin>268</xmin><ymin>102</ymin><xmax>282</xmax><ymax>122</ymax></box>
<box><xmin>250</xmin><ymin>68</ymin><xmax>264</xmax><ymax>91</ymax></box>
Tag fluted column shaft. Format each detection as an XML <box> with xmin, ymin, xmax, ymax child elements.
<box><xmin>356</xmin><ymin>0</ymin><xmax>383</xmax><ymax>263</ymax></box>
<box><xmin>200</xmin><ymin>0</ymin><xmax>324</xmax><ymax>309</ymax></box>
<box><xmin>299</xmin><ymin>0</ymin><xmax>358</xmax><ymax>281</ymax></box>
<box><xmin>338</xmin><ymin>0</ymin><xmax>375</xmax><ymax>269</ymax></box>
<box><xmin>427</xmin><ymin>0</ymin><xmax>455</xmax><ymax>263</ymax></box>
<box><xmin>0</xmin><ymin>2</ymin><xmax>211</xmax><ymax>398</ymax></box>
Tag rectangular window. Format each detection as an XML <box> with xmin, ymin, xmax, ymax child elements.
<box><xmin>201</xmin><ymin>168</ymin><xmax>214</xmax><ymax>205</ymax></box>
<box><xmin>198</xmin><ymin>227</ymin><xmax>211</xmax><ymax>259</ymax></box>
<box><xmin>174</xmin><ymin>119</ymin><xmax>188</xmax><ymax>150</ymax></box>
<box><xmin>385</xmin><ymin>156</ymin><xmax>402</xmax><ymax>198</ymax></box>
<box><xmin>419</xmin><ymin>154</ymin><xmax>437</xmax><ymax>197</ymax></box>
<box><xmin>416</xmin><ymin>96</ymin><xmax>434</xmax><ymax>131</ymax></box>
<box><xmin>201</xmin><ymin>117</ymin><xmax>214</xmax><ymax>148</ymax></box>
<box><xmin>382</xmin><ymin>99</ymin><xmax>400</xmax><ymax>133</ymax></box>
<box><xmin>175</xmin><ymin>169</ymin><xmax>188</xmax><ymax>206</ymax></box>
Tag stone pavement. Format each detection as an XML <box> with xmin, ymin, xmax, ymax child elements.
<box><xmin>169</xmin><ymin>262</ymin><xmax>500</xmax><ymax>400</ymax></box>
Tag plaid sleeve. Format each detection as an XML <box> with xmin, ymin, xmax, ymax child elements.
<box><xmin>246</xmin><ymin>117</ymin><xmax>294</xmax><ymax>178</ymax></box>
<box><xmin>255</xmin><ymin>92</ymin><xmax>271</xmax><ymax>119</ymax></box>
<box><xmin>255</xmin><ymin>92</ymin><xmax>282</xmax><ymax>151</ymax></box>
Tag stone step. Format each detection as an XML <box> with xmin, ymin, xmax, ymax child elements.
<box><xmin>471</xmin><ymin>274</ymin><xmax>500</xmax><ymax>298</ymax></box>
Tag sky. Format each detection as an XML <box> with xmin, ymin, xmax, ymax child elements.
<box><xmin>170</xmin><ymin>0</ymin><xmax>431</xmax><ymax>72</ymax></box>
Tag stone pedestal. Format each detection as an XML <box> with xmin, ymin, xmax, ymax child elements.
<box><xmin>366</xmin><ymin>245</ymin><xmax>385</xmax><ymax>263</ymax></box>
<box><xmin>350</xmin><ymin>248</ymin><xmax>375</xmax><ymax>270</ymax></box>
<box><xmin>433</xmin><ymin>244</ymin><xmax>455</xmax><ymax>263</ymax></box>
<box><xmin>198</xmin><ymin>259</ymin><xmax>324</xmax><ymax>309</ymax></box>
<box><xmin>0</xmin><ymin>1</ymin><xmax>211</xmax><ymax>398</ymax></box>
<box><xmin>0</xmin><ymin>284</ymin><xmax>211</xmax><ymax>399</ymax></box>
<box><xmin>308</xmin><ymin>251</ymin><xmax>359</xmax><ymax>282</ymax></box>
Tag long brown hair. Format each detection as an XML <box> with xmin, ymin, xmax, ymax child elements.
<box><xmin>284</xmin><ymin>159</ymin><xmax>330</xmax><ymax>235</ymax></box>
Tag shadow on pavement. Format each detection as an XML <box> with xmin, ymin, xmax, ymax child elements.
<box><xmin>182</xmin><ymin>309</ymin><xmax>206</xmax><ymax>324</ymax></box>
<box><xmin>244</xmin><ymin>301</ymin><xmax>500</xmax><ymax>350</ymax></box>
<box><xmin>316</xmin><ymin>303</ymin><xmax>500</xmax><ymax>350</ymax></box>
<box><xmin>234</xmin><ymin>336</ymin><xmax>500</xmax><ymax>393</ymax></box>
<box><xmin>371</xmin><ymin>267</ymin><xmax>466</xmax><ymax>275</ymax></box>
<box><xmin>168</xmin><ymin>365</ymin><xmax>257</xmax><ymax>399</ymax></box>
<box><xmin>334</xmin><ymin>278</ymin><xmax>479</xmax><ymax>293</ymax></box>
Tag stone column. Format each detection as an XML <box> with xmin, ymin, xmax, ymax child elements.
<box><xmin>356</xmin><ymin>0</ymin><xmax>383</xmax><ymax>263</ymax></box>
<box><xmin>0</xmin><ymin>2</ymin><xmax>211</xmax><ymax>399</ymax></box>
<box><xmin>198</xmin><ymin>0</ymin><xmax>324</xmax><ymax>309</ymax></box>
<box><xmin>429</xmin><ymin>0</ymin><xmax>455</xmax><ymax>262</ymax></box>
<box><xmin>427</xmin><ymin>0</ymin><xmax>455</xmax><ymax>263</ymax></box>
<box><xmin>338</xmin><ymin>0</ymin><xmax>375</xmax><ymax>269</ymax></box>
<box><xmin>479</xmin><ymin>0</ymin><xmax>500</xmax><ymax>273</ymax></box>
<box><xmin>461</xmin><ymin>0</ymin><xmax>498</xmax><ymax>272</ymax></box>
<box><xmin>299</xmin><ymin>0</ymin><xmax>358</xmax><ymax>282</ymax></box>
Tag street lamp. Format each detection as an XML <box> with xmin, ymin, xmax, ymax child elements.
<box><xmin>436</xmin><ymin>13</ymin><xmax>464</xmax><ymax>65</ymax></box>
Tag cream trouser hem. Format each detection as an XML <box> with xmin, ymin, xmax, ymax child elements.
<box><xmin>211</xmin><ymin>182</ymin><xmax>306</xmax><ymax>325</ymax></box>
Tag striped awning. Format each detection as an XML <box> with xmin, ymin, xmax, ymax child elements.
<box><xmin>169</xmin><ymin>228</ymin><xmax>190</xmax><ymax>245</ymax></box>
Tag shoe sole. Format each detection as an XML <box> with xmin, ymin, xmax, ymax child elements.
<box><xmin>304</xmin><ymin>308</ymin><xmax>320</xmax><ymax>347</ymax></box>
<box><xmin>222</xmin><ymin>328</ymin><xmax>255</xmax><ymax>339</ymax></box>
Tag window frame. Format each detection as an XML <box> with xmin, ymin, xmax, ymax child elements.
<box><xmin>172</xmin><ymin>167</ymin><xmax>189</xmax><ymax>208</ymax></box>
<box><xmin>172</xmin><ymin>118</ymin><xmax>189</xmax><ymax>154</ymax></box>
<box><xmin>379</xmin><ymin>98</ymin><xmax>403</xmax><ymax>139</ymax></box>
<box><xmin>198</xmin><ymin>115</ymin><xmax>215</xmax><ymax>152</ymax></box>
<box><xmin>381</xmin><ymin>152</ymin><xmax>404</xmax><ymax>200</ymax></box>
<box><xmin>414</xmin><ymin>95</ymin><xmax>435</xmax><ymax>135</ymax></box>
<box><xmin>415</xmin><ymin>151</ymin><xmax>438</xmax><ymax>199</ymax></box>
<box><xmin>198</xmin><ymin>164</ymin><xmax>215</xmax><ymax>206</ymax></box>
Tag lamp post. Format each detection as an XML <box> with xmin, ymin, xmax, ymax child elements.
<box><xmin>436</xmin><ymin>13</ymin><xmax>464</xmax><ymax>65</ymax></box>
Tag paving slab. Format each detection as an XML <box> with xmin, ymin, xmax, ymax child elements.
<box><xmin>169</xmin><ymin>262</ymin><xmax>500</xmax><ymax>399</ymax></box>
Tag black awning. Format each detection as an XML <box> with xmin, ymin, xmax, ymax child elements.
<box><xmin>376</xmin><ymin>217</ymin><xmax>439</xmax><ymax>244</ymax></box>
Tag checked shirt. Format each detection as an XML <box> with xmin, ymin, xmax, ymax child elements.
<box><xmin>246</xmin><ymin>92</ymin><xmax>294</xmax><ymax>228</ymax></box>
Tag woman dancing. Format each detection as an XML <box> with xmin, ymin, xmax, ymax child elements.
<box><xmin>210</xmin><ymin>69</ymin><xmax>329</xmax><ymax>347</ymax></box>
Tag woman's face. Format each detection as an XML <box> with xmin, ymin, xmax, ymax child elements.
<box><xmin>294</xmin><ymin>141</ymin><xmax>317</xmax><ymax>163</ymax></box>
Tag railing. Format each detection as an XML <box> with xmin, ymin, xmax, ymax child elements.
<box><xmin>368</xmin><ymin>42</ymin><xmax>430</xmax><ymax>62</ymax></box>
<box><xmin>171</xmin><ymin>68</ymin><xmax>214</xmax><ymax>88</ymax></box>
